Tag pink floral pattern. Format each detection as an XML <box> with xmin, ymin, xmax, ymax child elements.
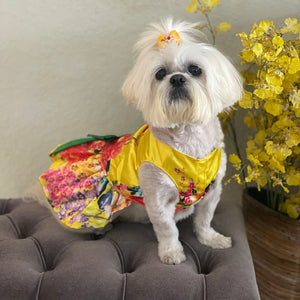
<box><xmin>40</xmin><ymin>136</ymin><xmax>132</xmax><ymax>229</ymax></box>
<box><xmin>176</xmin><ymin>167</ymin><xmax>215</xmax><ymax>208</ymax></box>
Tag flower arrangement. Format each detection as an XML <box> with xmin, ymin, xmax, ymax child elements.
<box><xmin>186</xmin><ymin>1</ymin><xmax>300</xmax><ymax>220</ymax></box>
<box><xmin>231</xmin><ymin>19</ymin><xmax>300</xmax><ymax>220</ymax></box>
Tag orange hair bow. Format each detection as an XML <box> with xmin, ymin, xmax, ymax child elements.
<box><xmin>157</xmin><ymin>30</ymin><xmax>181</xmax><ymax>49</ymax></box>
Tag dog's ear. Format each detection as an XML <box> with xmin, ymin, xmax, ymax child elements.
<box><xmin>122</xmin><ymin>52</ymin><xmax>153</xmax><ymax>110</ymax></box>
<box><xmin>204</xmin><ymin>45</ymin><xmax>243</xmax><ymax>110</ymax></box>
<box><xmin>122</xmin><ymin>66</ymin><xmax>138</xmax><ymax>105</ymax></box>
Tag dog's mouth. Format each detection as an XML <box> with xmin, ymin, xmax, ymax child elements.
<box><xmin>169</xmin><ymin>87</ymin><xmax>191</xmax><ymax>104</ymax></box>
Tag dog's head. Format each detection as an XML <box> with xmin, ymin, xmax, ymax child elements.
<box><xmin>122</xmin><ymin>18</ymin><xmax>243</xmax><ymax>128</ymax></box>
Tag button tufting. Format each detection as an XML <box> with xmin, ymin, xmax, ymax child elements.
<box><xmin>104</xmin><ymin>237</ymin><xmax>126</xmax><ymax>274</ymax></box>
<box><xmin>5</xmin><ymin>214</ymin><xmax>22</xmax><ymax>239</ymax></box>
<box><xmin>180</xmin><ymin>239</ymin><xmax>202</xmax><ymax>274</ymax></box>
<box><xmin>0</xmin><ymin>198</ymin><xmax>260</xmax><ymax>299</ymax></box>
<box><xmin>29</xmin><ymin>236</ymin><xmax>47</xmax><ymax>272</ymax></box>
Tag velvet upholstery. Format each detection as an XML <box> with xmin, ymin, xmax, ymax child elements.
<box><xmin>0</xmin><ymin>198</ymin><xmax>260</xmax><ymax>299</ymax></box>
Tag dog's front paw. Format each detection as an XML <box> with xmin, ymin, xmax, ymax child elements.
<box><xmin>158</xmin><ymin>241</ymin><xmax>186</xmax><ymax>265</ymax></box>
<box><xmin>196</xmin><ymin>228</ymin><xmax>232</xmax><ymax>249</ymax></box>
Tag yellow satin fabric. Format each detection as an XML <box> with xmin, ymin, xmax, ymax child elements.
<box><xmin>108</xmin><ymin>124</ymin><xmax>221</xmax><ymax>207</ymax></box>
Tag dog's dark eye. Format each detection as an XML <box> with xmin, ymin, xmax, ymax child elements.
<box><xmin>188</xmin><ymin>65</ymin><xmax>202</xmax><ymax>77</ymax></box>
<box><xmin>155</xmin><ymin>68</ymin><xmax>167</xmax><ymax>81</ymax></box>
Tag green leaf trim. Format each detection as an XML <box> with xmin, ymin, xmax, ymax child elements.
<box><xmin>50</xmin><ymin>134</ymin><xmax>120</xmax><ymax>156</ymax></box>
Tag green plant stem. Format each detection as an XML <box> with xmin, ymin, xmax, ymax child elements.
<box><xmin>197</xmin><ymin>0</ymin><xmax>216</xmax><ymax>45</ymax></box>
<box><xmin>203</xmin><ymin>12</ymin><xmax>216</xmax><ymax>45</ymax></box>
<box><xmin>266</xmin><ymin>183</ymin><xmax>271</xmax><ymax>207</ymax></box>
<box><xmin>228</xmin><ymin>116</ymin><xmax>247</xmax><ymax>185</ymax></box>
<box><xmin>276</xmin><ymin>184</ymin><xmax>285</xmax><ymax>210</ymax></box>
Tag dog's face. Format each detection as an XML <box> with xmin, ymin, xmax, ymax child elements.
<box><xmin>122</xmin><ymin>19</ymin><xmax>243</xmax><ymax>128</ymax></box>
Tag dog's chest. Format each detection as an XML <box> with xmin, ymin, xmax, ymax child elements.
<box><xmin>178</xmin><ymin>128</ymin><xmax>221</xmax><ymax>159</ymax></box>
<box><xmin>152</xmin><ymin>120</ymin><xmax>223</xmax><ymax>160</ymax></box>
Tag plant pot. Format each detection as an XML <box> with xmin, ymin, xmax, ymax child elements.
<box><xmin>242</xmin><ymin>187</ymin><xmax>300</xmax><ymax>300</ymax></box>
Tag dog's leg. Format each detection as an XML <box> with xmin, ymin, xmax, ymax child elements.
<box><xmin>139</xmin><ymin>162</ymin><xmax>186</xmax><ymax>265</ymax></box>
<box><xmin>193</xmin><ymin>150</ymin><xmax>232</xmax><ymax>249</ymax></box>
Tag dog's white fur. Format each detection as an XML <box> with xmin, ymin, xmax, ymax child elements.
<box><xmin>30</xmin><ymin>19</ymin><xmax>243</xmax><ymax>265</ymax></box>
<box><xmin>120</xmin><ymin>19</ymin><xmax>243</xmax><ymax>264</ymax></box>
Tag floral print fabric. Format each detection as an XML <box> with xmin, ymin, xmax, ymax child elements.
<box><xmin>40</xmin><ymin>135</ymin><xmax>133</xmax><ymax>229</ymax></box>
<box><xmin>40</xmin><ymin>124</ymin><xmax>221</xmax><ymax>230</ymax></box>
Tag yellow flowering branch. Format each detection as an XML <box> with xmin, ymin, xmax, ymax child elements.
<box><xmin>186</xmin><ymin>0</ymin><xmax>231</xmax><ymax>45</ymax></box>
<box><xmin>231</xmin><ymin>18</ymin><xmax>300</xmax><ymax>220</ymax></box>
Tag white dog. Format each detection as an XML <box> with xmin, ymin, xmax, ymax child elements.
<box><xmin>120</xmin><ymin>19</ymin><xmax>242</xmax><ymax>264</ymax></box>
<box><xmin>37</xmin><ymin>19</ymin><xmax>243</xmax><ymax>265</ymax></box>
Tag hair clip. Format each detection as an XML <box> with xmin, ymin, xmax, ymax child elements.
<box><xmin>157</xmin><ymin>30</ymin><xmax>181</xmax><ymax>49</ymax></box>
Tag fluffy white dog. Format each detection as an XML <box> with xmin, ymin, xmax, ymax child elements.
<box><xmin>119</xmin><ymin>19</ymin><xmax>243</xmax><ymax>264</ymax></box>
<box><xmin>35</xmin><ymin>18</ymin><xmax>243</xmax><ymax>265</ymax></box>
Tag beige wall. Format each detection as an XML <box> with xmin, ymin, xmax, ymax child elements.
<box><xmin>1</xmin><ymin>0</ymin><xmax>299</xmax><ymax>198</ymax></box>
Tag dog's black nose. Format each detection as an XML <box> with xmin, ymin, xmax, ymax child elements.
<box><xmin>170</xmin><ymin>74</ymin><xmax>186</xmax><ymax>87</ymax></box>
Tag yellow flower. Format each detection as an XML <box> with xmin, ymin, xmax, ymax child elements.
<box><xmin>278</xmin><ymin>55</ymin><xmax>291</xmax><ymax>69</ymax></box>
<box><xmin>284</xmin><ymin>128</ymin><xmax>300</xmax><ymax>148</ymax></box>
<box><xmin>268</xmin><ymin>157</ymin><xmax>286</xmax><ymax>173</ymax></box>
<box><xmin>290</xmin><ymin>89</ymin><xmax>300</xmax><ymax>108</ymax></box>
<box><xmin>215</xmin><ymin>22</ymin><xmax>231</xmax><ymax>34</ymax></box>
<box><xmin>198</xmin><ymin>4</ymin><xmax>212</xmax><ymax>14</ymax></box>
<box><xmin>229</xmin><ymin>153</ymin><xmax>241</xmax><ymax>164</ymax></box>
<box><xmin>252</xmin><ymin>43</ymin><xmax>263</xmax><ymax>57</ymax></box>
<box><xmin>271</xmin><ymin>115</ymin><xmax>294</xmax><ymax>132</ymax></box>
<box><xmin>258</xmin><ymin>20</ymin><xmax>274</xmax><ymax>33</ymax></box>
<box><xmin>266</xmin><ymin>73</ymin><xmax>283</xmax><ymax>94</ymax></box>
<box><xmin>245</xmin><ymin>166</ymin><xmax>268</xmax><ymax>187</ymax></box>
<box><xmin>287</xmin><ymin>173</ymin><xmax>300</xmax><ymax>186</ymax></box>
<box><xmin>288</xmin><ymin>44</ymin><xmax>299</xmax><ymax>58</ymax></box>
<box><xmin>272</xmin><ymin>36</ymin><xmax>284</xmax><ymax>56</ymax></box>
<box><xmin>186</xmin><ymin>0</ymin><xmax>200</xmax><ymax>13</ymax></box>
<box><xmin>239</xmin><ymin>90</ymin><xmax>254</xmax><ymax>109</ymax></box>
<box><xmin>289</xmin><ymin>57</ymin><xmax>300</xmax><ymax>74</ymax></box>
<box><xmin>265</xmin><ymin>141</ymin><xmax>292</xmax><ymax>161</ymax></box>
<box><xmin>254</xmin><ymin>87</ymin><xmax>275</xmax><ymax>99</ymax></box>
<box><xmin>294</xmin><ymin>108</ymin><xmax>300</xmax><ymax>117</ymax></box>
<box><xmin>236</xmin><ymin>32</ymin><xmax>253</xmax><ymax>48</ymax></box>
<box><xmin>264</xmin><ymin>100</ymin><xmax>282</xmax><ymax>116</ymax></box>
<box><xmin>286</xmin><ymin>203</ymin><xmax>300</xmax><ymax>219</ymax></box>
<box><xmin>280</xmin><ymin>18</ymin><xmax>300</xmax><ymax>34</ymax></box>
<box><xmin>264</xmin><ymin>51</ymin><xmax>278</xmax><ymax>62</ymax></box>
<box><xmin>196</xmin><ymin>0</ymin><xmax>220</xmax><ymax>14</ymax></box>
<box><xmin>271</xmin><ymin>176</ymin><xmax>290</xmax><ymax>193</ymax></box>
<box><xmin>229</xmin><ymin>154</ymin><xmax>241</xmax><ymax>170</ymax></box>
<box><xmin>233</xmin><ymin>174</ymin><xmax>242</xmax><ymax>184</ymax></box>
<box><xmin>250</xmin><ymin>20</ymin><xmax>274</xmax><ymax>39</ymax></box>
<box><xmin>240</xmin><ymin>49</ymin><xmax>254</xmax><ymax>63</ymax></box>
<box><xmin>258</xmin><ymin>151</ymin><xmax>270</xmax><ymax>162</ymax></box>
<box><xmin>254</xmin><ymin>130</ymin><xmax>266</xmax><ymax>146</ymax></box>
<box><xmin>272</xmin><ymin>36</ymin><xmax>284</xmax><ymax>48</ymax></box>
<box><xmin>248</xmin><ymin>153</ymin><xmax>263</xmax><ymax>166</ymax></box>
<box><xmin>203</xmin><ymin>0</ymin><xmax>220</xmax><ymax>8</ymax></box>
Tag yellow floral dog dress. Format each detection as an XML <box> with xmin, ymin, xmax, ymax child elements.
<box><xmin>40</xmin><ymin>124</ymin><xmax>221</xmax><ymax>230</ymax></box>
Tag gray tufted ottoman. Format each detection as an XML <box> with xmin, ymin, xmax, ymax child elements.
<box><xmin>0</xmin><ymin>197</ymin><xmax>259</xmax><ymax>300</ymax></box>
